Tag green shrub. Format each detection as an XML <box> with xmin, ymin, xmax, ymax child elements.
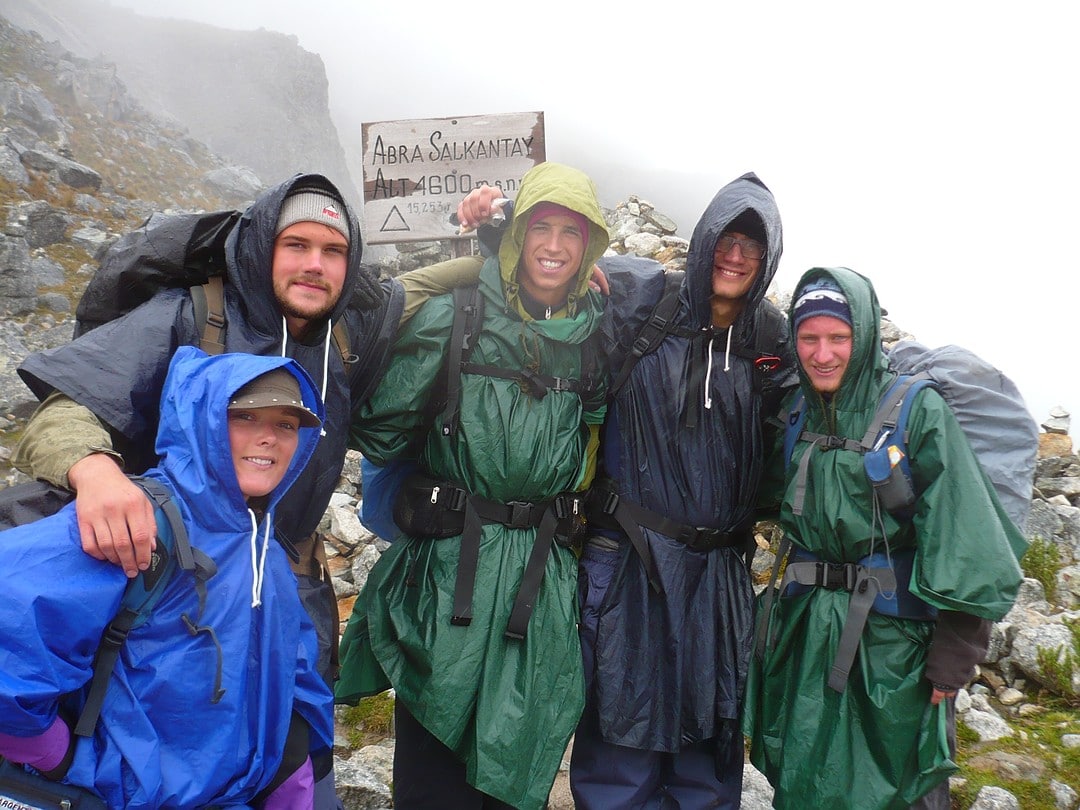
<box><xmin>339</xmin><ymin>692</ymin><xmax>395</xmax><ymax>748</ymax></box>
<box><xmin>1034</xmin><ymin>617</ymin><xmax>1080</xmax><ymax>707</ymax></box>
<box><xmin>1021</xmin><ymin>535</ymin><xmax>1060</xmax><ymax>603</ymax></box>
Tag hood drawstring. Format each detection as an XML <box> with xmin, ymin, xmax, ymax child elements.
<box><xmin>248</xmin><ymin>508</ymin><xmax>271</xmax><ymax>608</ymax></box>
<box><xmin>280</xmin><ymin>316</ymin><xmax>330</xmax><ymax>437</ymax></box>
<box><xmin>703</xmin><ymin>335</ymin><xmax>715</xmax><ymax>411</ymax></box>
<box><xmin>688</xmin><ymin>326</ymin><xmax>737</xmax><ymax>428</ymax></box>
<box><xmin>702</xmin><ymin>327</ymin><xmax>735</xmax><ymax>413</ymax></box>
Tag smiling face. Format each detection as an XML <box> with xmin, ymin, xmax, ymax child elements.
<box><xmin>271</xmin><ymin>221</ymin><xmax>349</xmax><ymax>336</ymax></box>
<box><xmin>228</xmin><ymin>405</ymin><xmax>301</xmax><ymax>499</ymax></box>
<box><xmin>711</xmin><ymin>230</ymin><xmax>763</xmax><ymax>303</ymax></box>
<box><xmin>517</xmin><ymin>212</ymin><xmax>587</xmax><ymax>307</ymax></box>
<box><xmin>796</xmin><ymin>315</ymin><xmax>854</xmax><ymax>394</ymax></box>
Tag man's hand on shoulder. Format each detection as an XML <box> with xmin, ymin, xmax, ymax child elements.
<box><xmin>67</xmin><ymin>453</ymin><xmax>157</xmax><ymax>578</ymax></box>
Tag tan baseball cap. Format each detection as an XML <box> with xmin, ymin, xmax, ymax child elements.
<box><xmin>228</xmin><ymin>368</ymin><xmax>321</xmax><ymax>428</ymax></box>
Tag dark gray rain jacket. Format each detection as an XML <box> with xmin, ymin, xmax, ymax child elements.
<box><xmin>586</xmin><ymin>172</ymin><xmax>796</xmax><ymax>753</ymax></box>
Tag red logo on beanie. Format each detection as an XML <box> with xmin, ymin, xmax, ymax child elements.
<box><xmin>322</xmin><ymin>203</ymin><xmax>341</xmax><ymax>220</ymax></box>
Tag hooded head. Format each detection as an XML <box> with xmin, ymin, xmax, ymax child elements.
<box><xmin>789</xmin><ymin>267</ymin><xmax>889</xmax><ymax>409</ymax></box>
<box><xmin>226</xmin><ymin>173</ymin><xmax>378</xmax><ymax>342</ymax></box>
<box><xmin>684</xmin><ymin>172</ymin><xmax>783</xmax><ymax>333</ymax></box>
<box><xmin>155</xmin><ymin>346</ymin><xmax>325</xmax><ymax>520</ymax></box>
<box><xmin>497</xmin><ymin>162</ymin><xmax>609</xmax><ymax>319</ymax></box>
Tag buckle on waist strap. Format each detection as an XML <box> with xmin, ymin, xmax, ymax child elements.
<box><xmin>817</xmin><ymin>561</ymin><xmax>858</xmax><ymax>590</ymax></box>
<box><xmin>598</xmin><ymin>489</ymin><xmax>620</xmax><ymax>516</ymax></box>
<box><xmin>677</xmin><ymin>525</ymin><xmax>717</xmax><ymax>552</ymax></box>
<box><xmin>445</xmin><ymin>486</ymin><xmax>467</xmax><ymax>512</ymax></box>
<box><xmin>506</xmin><ymin>501</ymin><xmax>535</xmax><ymax>528</ymax></box>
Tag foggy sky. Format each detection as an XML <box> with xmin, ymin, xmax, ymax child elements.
<box><xmin>94</xmin><ymin>1</ymin><xmax>1080</xmax><ymax>433</ymax></box>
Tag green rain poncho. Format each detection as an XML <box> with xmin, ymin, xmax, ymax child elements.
<box><xmin>337</xmin><ymin>163</ymin><xmax>609</xmax><ymax>810</ymax></box>
<box><xmin>744</xmin><ymin>267</ymin><xmax>1025</xmax><ymax>809</ymax></box>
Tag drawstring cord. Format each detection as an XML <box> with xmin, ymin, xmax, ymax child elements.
<box><xmin>248</xmin><ymin>508</ymin><xmax>271</xmax><ymax>608</ymax></box>
<box><xmin>702</xmin><ymin>328</ymin><xmax>734</xmax><ymax>412</ymax></box>
<box><xmin>280</xmin><ymin>316</ymin><xmax>330</xmax><ymax>437</ymax></box>
<box><xmin>703</xmin><ymin>336</ymin><xmax>715</xmax><ymax>411</ymax></box>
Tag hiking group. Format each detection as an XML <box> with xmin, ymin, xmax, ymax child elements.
<box><xmin>0</xmin><ymin>160</ymin><xmax>1033</xmax><ymax>810</ymax></box>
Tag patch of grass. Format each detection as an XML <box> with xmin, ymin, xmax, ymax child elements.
<box><xmin>339</xmin><ymin>692</ymin><xmax>395</xmax><ymax>748</ymax></box>
<box><xmin>952</xmin><ymin>693</ymin><xmax>1080</xmax><ymax>809</ymax></box>
<box><xmin>1021</xmin><ymin>535</ymin><xmax>1061</xmax><ymax>603</ymax></box>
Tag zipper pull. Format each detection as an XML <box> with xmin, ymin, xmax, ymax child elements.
<box><xmin>430</xmin><ymin>486</ymin><xmax>440</xmax><ymax>504</ymax></box>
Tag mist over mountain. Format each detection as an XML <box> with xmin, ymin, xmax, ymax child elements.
<box><xmin>0</xmin><ymin>0</ymin><xmax>357</xmax><ymax>205</ymax></box>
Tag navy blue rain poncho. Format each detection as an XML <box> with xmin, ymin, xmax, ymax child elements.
<box><xmin>17</xmin><ymin>173</ymin><xmax>402</xmax><ymax>554</ymax></box>
<box><xmin>584</xmin><ymin>172</ymin><xmax>794</xmax><ymax>753</ymax></box>
<box><xmin>0</xmin><ymin>347</ymin><xmax>333</xmax><ymax>808</ymax></box>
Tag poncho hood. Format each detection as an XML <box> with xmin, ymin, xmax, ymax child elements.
<box><xmin>225</xmin><ymin>173</ymin><xmax>365</xmax><ymax>341</ymax></box>
<box><xmin>497</xmin><ymin>162</ymin><xmax>609</xmax><ymax>319</ymax></box>
<box><xmin>153</xmin><ymin>346</ymin><xmax>325</xmax><ymax>528</ymax></box>
<box><xmin>789</xmin><ymin>266</ymin><xmax>892</xmax><ymax>432</ymax></box>
<box><xmin>683</xmin><ymin>171</ymin><xmax>783</xmax><ymax>335</ymax></box>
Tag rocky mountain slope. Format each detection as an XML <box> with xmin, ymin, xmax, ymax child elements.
<box><xmin>0</xmin><ymin>0</ymin><xmax>357</xmax><ymax>205</ymax></box>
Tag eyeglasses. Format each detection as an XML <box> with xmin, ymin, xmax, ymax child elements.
<box><xmin>715</xmin><ymin>234</ymin><xmax>765</xmax><ymax>260</ymax></box>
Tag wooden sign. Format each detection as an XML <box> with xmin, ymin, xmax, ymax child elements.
<box><xmin>360</xmin><ymin>111</ymin><xmax>545</xmax><ymax>244</ymax></box>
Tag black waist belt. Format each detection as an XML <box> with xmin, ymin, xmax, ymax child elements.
<box><xmin>395</xmin><ymin>475</ymin><xmax>584</xmax><ymax>640</ymax></box>
<box><xmin>0</xmin><ymin>757</ymin><xmax>108</xmax><ymax>809</ymax></box>
<box><xmin>585</xmin><ymin>484</ymin><xmax>753</xmax><ymax>594</ymax></box>
<box><xmin>758</xmin><ymin>543</ymin><xmax>934</xmax><ymax>693</ymax></box>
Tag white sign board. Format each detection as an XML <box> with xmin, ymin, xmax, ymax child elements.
<box><xmin>360</xmin><ymin>111</ymin><xmax>545</xmax><ymax>244</ymax></box>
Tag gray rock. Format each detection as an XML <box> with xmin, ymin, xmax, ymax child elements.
<box><xmin>1007</xmin><ymin>621</ymin><xmax>1080</xmax><ymax>696</ymax></box>
<box><xmin>0</xmin><ymin>141</ymin><xmax>31</xmax><ymax>185</ymax></box>
<box><xmin>10</xmin><ymin>200</ymin><xmax>69</xmax><ymax>248</ymax></box>
<box><xmin>1057</xmin><ymin>565</ymin><xmax>1080</xmax><ymax>609</ymax></box>
<box><xmin>739</xmin><ymin>764</ymin><xmax>775</xmax><ymax>809</ymax></box>
<box><xmin>0</xmin><ymin>236</ymin><xmax>37</xmax><ymax>315</ymax></box>
<box><xmin>961</xmin><ymin>707</ymin><xmax>1013</xmax><ymax>742</ymax></box>
<box><xmin>333</xmin><ymin>750</ymin><xmax>394</xmax><ymax>810</ymax></box>
<box><xmin>0</xmin><ymin>79</ymin><xmax>63</xmax><ymax>139</ymax></box>
<box><xmin>20</xmin><ymin>148</ymin><xmax>102</xmax><ymax>191</ymax></box>
<box><xmin>1050</xmin><ymin>778</ymin><xmax>1079</xmax><ymax>810</ymax></box>
<box><xmin>624</xmin><ymin>231</ymin><xmax>663</xmax><ymax>257</ymax></box>
<box><xmin>969</xmin><ymin>785</ymin><xmax>1020</xmax><ymax>809</ymax></box>
<box><xmin>29</xmin><ymin>255</ymin><xmax>66</xmax><ymax>287</ymax></box>
<box><xmin>69</xmin><ymin>226</ymin><xmax>109</xmax><ymax>255</ymax></box>
<box><xmin>1043</xmin><ymin>406</ymin><xmax>1071</xmax><ymax>435</ymax></box>
<box><xmin>203</xmin><ymin>166</ymin><xmax>264</xmax><ymax>204</ymax></box>
<box><xmin>38</xmin><ymin>292</ymin><xmax>71</xmax><ymax>313</ymax></box>
<box><xmin>350</xmin><ymin>544</ymin><xmax>382</xmax><ymax>593</ymax></box>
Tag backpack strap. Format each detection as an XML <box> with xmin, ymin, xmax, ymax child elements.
<box><xmin>74</xmin><ymin>477</ymin><xmax>218</xmax><ymax>738</ymax></box>
<box><xmin>195</xmin><ymin>276</ymin><xmax>226</xmax><ymax>356</ymax></box>
<box><xmin>609</xmin><ymin>270</ymin><xmax>684</xmax><ymax>398</ymax></box>
<box><xmin>333</xmin><ymin>320</ymin><xmax>355</xmax><ymax>367</ymax></box>
<box><xmin>727</xmin><ymin>303</ymin><xmax>786</xmax><ymax>378</ymax></box>
<box><xmin>782</xmin><ymin>375</ymin><xmax>938</xmax><ymax>518</ymax></box>
<box><xmin>440</xmin><ymin>284</ymin><xmax>484</xmax><ymax>437</ymax></box>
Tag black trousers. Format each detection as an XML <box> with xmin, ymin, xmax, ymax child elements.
<box><xmin>392</xmin><ymin>703</ymin><xmax>519</xmax><ymax>810</ymax></box>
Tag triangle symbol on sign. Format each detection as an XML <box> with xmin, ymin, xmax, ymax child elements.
<box><xmin>380</xmin><ymin>206</ymin><xmax>411</xmax><ymax>232</ymax></box>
